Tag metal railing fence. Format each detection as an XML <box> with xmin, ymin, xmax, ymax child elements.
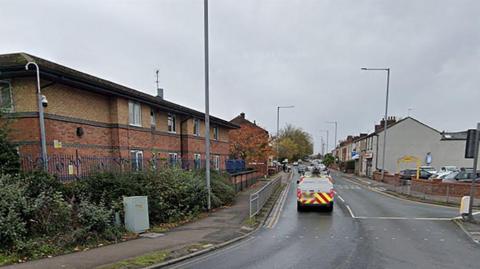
<box><xmin>249</xmin><ymin>175</ymin><xmax>282</xmax><ymax>218</ymax></box>
<box><xmin>19</xmin><ymin>154</ymin><xmax>245</xmax><ymax>180</ymax></box>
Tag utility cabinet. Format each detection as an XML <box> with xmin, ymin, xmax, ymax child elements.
<box><xmin>123</xmin><ymin>196</ymin><xmax>150</xmax><ymax>233</ymax></box>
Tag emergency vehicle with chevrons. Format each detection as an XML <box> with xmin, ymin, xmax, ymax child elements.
<box><xmin>296</xmin><ymin>173</ymin><xmax>335</xmax><ymax>212</ymax></box>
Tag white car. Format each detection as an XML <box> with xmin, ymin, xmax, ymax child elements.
<box><xmin>296</xmin><ymin>175</ymin><xmax>335</xmax><ymax>212</ymax></box>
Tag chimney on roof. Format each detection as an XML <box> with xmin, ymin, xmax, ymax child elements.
<box><xmin>240</xmin><ymin>112</ymin><xmax>245</xmax><ymax>119</ymax></box>
<box><xmin>156</xmin><ymin>70</ymin><xmax>164</xmax><ymax>100</ymax></box>
<box><xmin>376</xmin><ymin>117</ymin><xmax>397</xmax><ymax>132</ymax></box>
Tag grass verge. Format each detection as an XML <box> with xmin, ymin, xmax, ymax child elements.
<box><xmin>97</xmin><ymin>250</ymin><xmax>170</xmax><ymax>269</ymax></box>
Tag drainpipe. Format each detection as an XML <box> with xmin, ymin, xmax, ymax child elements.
<box><xmin>25</xmin><ymin>62</ymin><xmax>48</xmax><ymax>171</ymax></box>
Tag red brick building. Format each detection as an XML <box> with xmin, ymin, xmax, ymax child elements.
<box><xmin>229</xmin><ymin>112</ymin><xmax>272</xmax><ymax>174</ymax></box>
<box><xmin>0</xmin><ymin>53</ymin><xmax>238</xmax><ymax>174</ymax></box>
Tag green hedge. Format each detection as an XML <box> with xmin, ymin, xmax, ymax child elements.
<box><xmin>0</xmin><ymin>168</ymin><xmax>234</xmax><ymax>262</ymax></box>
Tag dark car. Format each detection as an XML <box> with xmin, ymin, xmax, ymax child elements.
<box><xmin>454</xmin><ymin>168</ymin><xmax>480</xmax><ymax>183</ymax></box>
<box><xmin>399</xmin><ymin>169</ymin><xmax>432</xmax><ymax>179</ymax></box>
<box><xmin>399</xmin><ymin>169</ymin><xmax>416</xmax><ymax>179</ymax></box>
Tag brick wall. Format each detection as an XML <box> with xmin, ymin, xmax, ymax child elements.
<box><xmin>411</xmin><ymin>179</ymin><xmax>480</xmax><ymax>198</ymax></box>
<box><xmin>372</xmin><ymin>171</ymin><xmax>403</xmax><ymax>186</ymax></box>
<box><xmin>5</xmin><ymin>79</ymin><xmax>232</xmax><ymax>167</ymax></box>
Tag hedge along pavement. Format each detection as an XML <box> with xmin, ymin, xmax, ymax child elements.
<box><xmin>0</xmin><ymin>168</ymin><xmax>235</xmax><ymax>266</ymax></box>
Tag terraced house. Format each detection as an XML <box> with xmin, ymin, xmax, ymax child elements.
<box><xmin>0</xmin><ymin>53</ymin><xmax>238</xmax><ymax>176</ymax></box>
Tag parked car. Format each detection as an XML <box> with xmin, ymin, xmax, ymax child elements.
<box><xmin>441</xmin><ymin>168</ymin><xmax>480</xmax><ymax>183</ymax></box>
<box><xmin>454</xmin><ymin>168</ymin><xmax>480</xmax><ymax>183</ymax></box>
<box><xmin>293</xmin><ymin>162</ymin><xmax>299</xmax><ymax>166</ymax></box>
<box><xmin>420</xmin><ymin>166</ymin><xmax>437</xmax><ymax>175</ymax></box>
<box><xmin>431</xmin><ymin>166</ymin><xmax>458</xmax><ymax>179</ymax></box>
<box><xmin>399</xmin><ymin>169</ymin><xmax>417</xmax><ymax>180</ymax></box>
<box><xmin>441</xmin><ymin>171</ymin><xmax>460</xmax><ymax>183</ymax></box>
<box><xmin>399</xmin><ymin>169</ymin><xmax>432</xmax><ymax>179</ymax></box>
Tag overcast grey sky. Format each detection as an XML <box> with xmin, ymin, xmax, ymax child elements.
<box><xmin>1</xmin><ymin>0</ymin><xmax>479</xmax><ymax>153</ymax></box>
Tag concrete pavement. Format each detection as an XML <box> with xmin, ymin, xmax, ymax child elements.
<box><xmin>167</xmin><ymin>170</ymin><xmax>480</xmax><ymax>269</ymax></box>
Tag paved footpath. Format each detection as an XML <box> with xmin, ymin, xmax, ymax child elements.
<box><xmin>3</xmin><ymin>173</ymin><xmax>287</xmax><ymax>269</ymax></box>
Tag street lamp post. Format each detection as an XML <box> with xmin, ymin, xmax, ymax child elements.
<box><xmin>25</xmin><ymin>62</ymin><xmax>48</xmax><ymax>171</ymax></box>
<box><xmin>326</xmin><ymin>121</ymin><xmax>337</xmax><ymax>153</ymax></box>
<box><xmin>276</xmin><ymin>105</ymin><xmax>294</xmax><ymax>161</ymax></box>
<box><xmin>320</xmin><ymin>130</ymin><xmax>329</xmax><ymax>154</ymax></box>
<box><xmin>203</xmin><ymin>0</ymin><xmax>211</xmax><ymax>211</ymax></box>
<box><xmin>361</xmin><ymin>67</ymin><xmax>390</xmax><ymax>181</ymax></box>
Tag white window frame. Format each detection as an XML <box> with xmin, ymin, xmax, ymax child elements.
<box><xmin>213</xmin><ymin>127</ymin><xmax>219</xmax><ymax>140</ymax></box>
<box><xmin>213</xmin><ymin>155</ymin><xmax>220</xmax><ymax>170</ymax></box>
<box><xmin>168</xmin><ymin>113</ymin><xmax>176</xmax><ymax>133</ymax></box>
<box><xmin>150</xmin><ymin>108</ymin><xmax>156</xmax><ymax>128</ymax></box>
<box><xmin>128</xmin><ymin>101</ymin><xmax>142</xmax><ymax>127</ymax></box>
<box><xmin>0</xmin><ymin>82</ymin><xmax>14</xmax><ymax>112</ymax></box>
<box><xmin>130</xmin><ymin>150</ymin><xmax>144</xmax><ymax>171</ymax></box>
<box><xmin>193</xmin><ymin>119</ymin><xmax>200</xmax><ymax>136</ymax></box>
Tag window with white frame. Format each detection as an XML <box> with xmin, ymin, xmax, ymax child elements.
<box><xmin>213</xmin><ymin>127</ymin><xmax>219</xmax><ymax>140</ymax></box>
<box><xmin>168</xmin><ymin>152</ymin><xmax>178</xmax><ymax>166</ymax></box>
<box><xmin>213</xmin><ymin>155</ymin><xmax>220</xmax><ymax>170</ymax></box>
<box><xmin>193</xmin><ymin>119</ymin><xmax>200</xmax><ymax>136</ymax></box>
<box><xmin>168</xmin><ymin>113</ymin><xmax>176</xmax><ymax>133</ymax></box>
<box><xmin>128</xmin><ymin>101</ymin><xmax>142</xmax><ymax>126</ymax></box>
<box><xmin>130</xmin><ymin>150</ymin><xmax>143</xmax><ymax>171</ymax></box>
<box><xmin>0</xmin><ymin>83</ymin><xmax>13</xmax><ymax>112</ymax></box>
<box><xmin>194</xmin><ymin>153</ymin><xmax>201</xmax><ymax>169</ymax></box>
<box><xmin>150</xmin><ymin>108</ymin><xmax>156</xmax><ymax>127</ymax></box>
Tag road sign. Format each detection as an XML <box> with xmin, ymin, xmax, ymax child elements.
<box><xmin>465</xmin><ymin>129</ymin><xmax>478</xmax><ymax>159</ymax></box>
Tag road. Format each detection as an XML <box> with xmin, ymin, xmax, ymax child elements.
<box><xmin>166</xmin><ymin>170</ymin><xmax>479</xmax><ymax>269</ymax></box>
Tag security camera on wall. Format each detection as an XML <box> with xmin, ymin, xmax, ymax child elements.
<box><xmin>41</xmin><ymin>95</ymin><xmax>48</xmax><ymax>107</ymax></box>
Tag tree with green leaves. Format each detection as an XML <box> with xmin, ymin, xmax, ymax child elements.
<box><xmin>275</xmin><ymin>124</ymin><xmax>313</xmax><ymax>161</ymax></box>
<box><xmin>322</xmin><ymin>153</ymin><xmax>335</xmax><ymax>167</ymax></box>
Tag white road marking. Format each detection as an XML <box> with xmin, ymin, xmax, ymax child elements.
<box><xmin>337</xmin><ymin>195</ymin><xmax>345</xmax><ymax>203</ymax></box>
<box><xmin>354</xmin><ymin>216</ymin><xmax>452</xmax><ymax>221</ymax></box>
<box><xmin>346</xmin><ymin>205</ymin><xmax>356</xmax><ymax>218</ymax></box>
<box><xmin>264</xmin><ymin>173</ymin><xmax>292</xmax><ymax>229</ymax></box>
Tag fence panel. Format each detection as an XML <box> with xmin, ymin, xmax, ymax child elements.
<box><xmin>249</xmin><ymin>175</ymin><xmax>282</xmax><ymax>218</ymax></box>
<box><xmin>19</xmin><ymin>154</ymin><xmax>233</xmax><ymax>180</ymax></box>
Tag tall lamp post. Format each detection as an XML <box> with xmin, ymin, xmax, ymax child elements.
<box><xmin>276</xmin><ymin>105</ymin><xmax>294</xmax><ymax>161</ymax></box>
<box><xmin>25</xmin><ymin>62</ymin><xmax>48</xmax><ymax>171</ymax></box>
<box><xmin>320</xmin><ymin>130</ymin><xmax>329</xmax><ymax>154</ymax></box>
<box><xmin>203</xmin><ymin>0</ymin><xmax>211</xmax><ymax>210</ymax></box>
<box><xmin>326</xmin><ymin>121</ymin><xmax>337</xmax><ymax>154</ymax></box>
<box><xmin>361</xmin><ymin>67</ymin><xmax>390</xmax><ymax>181</ymax></box>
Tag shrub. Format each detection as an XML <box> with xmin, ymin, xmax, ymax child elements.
<box><xmin>74</xmin><ymin>200</ymin><xmax>121</xmax><ymax>244</ymax></box>
<box><xmin>0</xmin><ymin>117</ymin><xmax>20</xmax><ymax>175</ymax></box>
<box><xmin>0</xmin><ymin>174</ymin><xmax>28</xmax><ymax>249</ymax></box>
<box><xmin>28</xmin><ymin>191</ymin><xmax>72</xmax><ymax>236</ymax></box>
<box><xmin>77</xmin><ymin>172</ymin><xmax>143</xmax><ymax>209</ymax></box>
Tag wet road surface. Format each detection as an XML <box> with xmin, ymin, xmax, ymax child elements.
<box><xmin>167</xmin><ymin>171</ymin><xmax>479</xmax><ymax>269</ymax></box>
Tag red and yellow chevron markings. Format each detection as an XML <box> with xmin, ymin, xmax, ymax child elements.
<box><xmin>298</xmin><ymin>192</ymin><xmax>334</xmax><ymax>204</ymax></box>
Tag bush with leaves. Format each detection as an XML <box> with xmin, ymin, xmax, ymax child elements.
<box><xmin>0</xmin><ymin>116</ymin><xmax>20</xmax><ymax>175</ymax></box>
<box><xmin>74</xmin><ymin>199</ymin><xmax>121</xmax><ymax>244</ymax></box>
<box><xmin>0</xmin><ymin>174</ymin><xmax>28</xmax><ymax>250</ymax></box>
